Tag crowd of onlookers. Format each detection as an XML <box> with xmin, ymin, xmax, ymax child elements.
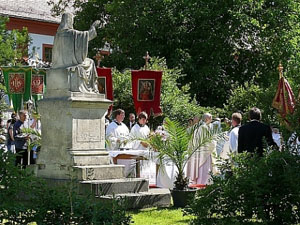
<box><xmin>0</xmin><ymin>110</ymin><xmax>41</xmax><ymax>168</ymax></box>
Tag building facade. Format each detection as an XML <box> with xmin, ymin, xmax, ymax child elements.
<box><xmin>0</xmin><ymin>0</ymin><xmax>60</xmax><ymax>63</ymax></box>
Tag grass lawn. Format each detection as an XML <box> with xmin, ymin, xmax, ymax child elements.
<box><xmin>130</xmin><ymin>207</ymin><xmax>193</xmax><ymax>225</ymax></box>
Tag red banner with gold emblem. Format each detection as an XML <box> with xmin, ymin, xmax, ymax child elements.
<box><xmin>1</xmin><ymin>67</ymin><xmax>46</xmax><ymax>111</ymax></box>
<box><xmin>9</xmin><ymin>72</ymin><xmax>25</xmax><ymax>94</ymax></box>
<box><xmin>272</xmin><ymin>76</ymin><xmax>295</xmax><ymax>118</ymax></box>
<box><xmin>131</xmin><ymin>70</ymin><xmax>162</xmax><ymax>116</ymax></box>
<box><xmin>31</xmin><ymin>74</ymin><xmax>44</xmax><ymax>94</ymax></box>
<box><xmin>96</xmin><ymin>67</ymin><xmax>113</xmax><ymax>113</ymax></box>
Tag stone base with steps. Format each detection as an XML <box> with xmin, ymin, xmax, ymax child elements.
<box><xmin>35</xmin><ymin>68</ymin><xmax>171</xmax><ymax>209</ymax></box>
<box><xmin>98</xmin><ymin>188</ymin><xmax>171</xmax><ymax>209</ymax></box>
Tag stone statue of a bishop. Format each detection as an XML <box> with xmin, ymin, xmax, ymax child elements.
<box><xmin>52</xmin><ymin>13</ymin><xmax>101</xmax><ymax>93</ymax></box>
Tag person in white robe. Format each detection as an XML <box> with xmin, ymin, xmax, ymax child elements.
<box><xmin>130</xmin><ymin>112</ymin><xmax>156</xmax><ymax>184</ymax></box>
<box><xmin>272</xmin><ymin>127</ymin><xmax>281</xmax><ymax>149</ymax></box>
<box><xmin>228</xmin><ymin>113</ymin><xmax>242</xmax><ymax>153</ymax></box>
<box><xmin>106</xmin><ymin>109</ymin><xmax>129</xmax><ymax>151</ymax></box>
<box><xmin>187</xmin><ymin>113</ymin><xmax>217</xmax><ymax>185</ymax></box>
<box><xmin>130</xmin><ymin>112</ymin><xmax>150</xmax><ymax>150</ymax></box>
<box><xmin>106</xmin><ymin>109</ymin><xmax>134</xmax><ymax>177</ymax></box>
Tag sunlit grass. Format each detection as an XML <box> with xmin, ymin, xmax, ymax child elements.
<box><xmin>130</xmin><ymin>207</ymin><xmax>193</xmax><ymax>225</ymax></box>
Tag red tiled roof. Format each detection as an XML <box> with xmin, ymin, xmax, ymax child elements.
<box><xmin>0</xmin><ymin>0</ymin><xmax>61</xmax><ymax>24</ymax></box>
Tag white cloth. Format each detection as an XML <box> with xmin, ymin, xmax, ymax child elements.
<box><xmin>272</xmin><ymin>132</ymin><xmax>281</xmax><ymax>148</ymax></box>
<box><xmin>106</xmin><ymin>121</ymin><xmax>133</xmax><ymax>176</ymax></box>
<box><xmin>106</xmin><ymin>121</ymin><xmax>130</xmax><ymax>151</ymax></box>
<box><xmin>229</xmin><ymin>126</ymin><xmax>239</xmax><ymax>153</ymax></box>
<box><xmin>130</xmin><ymin>124</ymin><xmax>150</xmax><ymax>150</ymax></box>
<box><xmin>129</xmin><ymin>123</ymin><xmax>155</xmax><ymax>180</ymax></box>
<box><xmin>108</xmin><ymin>150</ymin><xmax>157</xmax><ymax>181</ymax></box>
<box><xmin>156</xmin><ymin>157</ymin><xmax>177</xmax><ymax>189</ymax></box>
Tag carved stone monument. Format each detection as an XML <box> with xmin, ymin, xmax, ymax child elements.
<box><xmin>35</xmin><ymin>13</ymin><xmax>124</xmax><ymax>180</ymax></box>
<box><xmin>35</xmin><ymin>13</ymin><xmax>171</xmax><ymax>209</ymax></box>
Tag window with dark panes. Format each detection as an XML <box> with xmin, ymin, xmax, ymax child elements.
<box><xmin>43</xmin><ymin>44</ymin><xmax>53</xmax><ymax>62</ymax></box>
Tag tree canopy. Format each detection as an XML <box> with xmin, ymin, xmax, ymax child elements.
<box><xmin>0</xmin><ymin>17</ymin><xmax>30</xmax><ymax>110</ymax></box>
<box><xmin>49</xmin><ymin>0</ymin><xmax>300</xmax><ymax>108</ymax></box>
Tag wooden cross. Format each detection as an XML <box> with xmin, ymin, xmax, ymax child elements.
<box><xmin>94</xmin><ymin>51</ymin><xmax>103</xmax><ymax>68</ymax></box>
<box><xmin>278</xmin><ymin>62</ymin><xmax>283</xmax><ymax>78</ymax></box>
<box><xmin>143</xmin><ymin>51</ymin><xmax>151</xmax><ymax>70</ymax></box>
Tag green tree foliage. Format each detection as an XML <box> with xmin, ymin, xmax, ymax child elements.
<box><xmin>49</xmin><ymin>0</ymin><xmax>300</xmax><ymax>107</ymax></box>
<box><xmin>0</xmin><ymin>17</ymin><xmax>30</xmax><ymax>66</ymax></box>
<box><xmin>185</xmin><ymin>150</ymin><xmax>300</xmax><ymax>225</ymax></box>
<box><xmin>0</xmin><ymin>151</ymin><xmax>132</xmax><ymax>224</ymax></box>
<box><xmin>224</xmin><ymin>80</ymin><xmax>277</xmax><ymax>124</ymax></box>
<box><xmin>0</xmin><ymin>16</ymin><xmax>30</xmax><ymax>111</ymax></box>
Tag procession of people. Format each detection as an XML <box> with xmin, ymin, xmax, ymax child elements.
<box><xmin>101</xmin><ymin>106</ymin><xmax>281</xmax><ymax>188</ymax></box>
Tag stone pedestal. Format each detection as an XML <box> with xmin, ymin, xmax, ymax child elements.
<box><xmin>35</xmin><ymin>68</ymin><xmax>171</xmax><ymax>209</ymax></box>
<box><xmin>35</xmin><ymin>68</ymin><xmax>123</xmax><ymax>180</ymax></box>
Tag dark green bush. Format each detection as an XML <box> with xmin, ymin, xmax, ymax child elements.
<box><xmin>0</xmin><ymin>151</ymin><xmax>132</xmax><ymax>224</ymax></box>
<box><xmin>185</xmin><ymin>150</ymin><xmax>300</xmax><ymax>225</ymax></box>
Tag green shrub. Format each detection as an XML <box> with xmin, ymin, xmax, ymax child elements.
<box><xmin>0</xmin><ymin>151</ymin><xmax>132</xmax><ymax>224</ymax></box>
<box><xmin>185</xmin><ymin>150</ymin><xmax>300</xmax><ymax>225</ymax></box>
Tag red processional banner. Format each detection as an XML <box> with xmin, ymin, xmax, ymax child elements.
<box><xmin>31</xmin><ymin>73</ymin><xmax>44</xmax><ymax>94</ymax></box>
<box><xmin>272</xmin><ymin>76</ymin><xmax>295</xmax><ymax>118</ymax></box>
<box><xmin>9</xmin><ymin>73</ymin><xmax>25</xmax><ymax>94</ymax></box>
<box><xmin>131</xmin><ymin>70</ymin><xmax>162</xmax><ymax>116</ymax></box>
<box><xmin>96</xmin><ymin>67</ymin><xmax>113</xmax><ymax>112</ymax></box>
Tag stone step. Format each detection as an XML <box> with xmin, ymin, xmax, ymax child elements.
<box><xmin>73</xmin><ymin>155</ymin><xmax>110</xmax><ymax>166</ymax></box>
<box><xmin>69</xmin><ymin>150</ymin><xmax>111</xmax><ymax>166</ymax></box>
<box><xmin>97</xmin><ymin>188</ymin><xmax>171</xmax><ymax>209</ymax></box>
<box><xmin>73</xmin><ymin>165</ymin><xmax>124</xmax><ymax>180</ymax></box>
<box><xmin>79</xmin><ymin>178</ymin><xmax>149</xmax><ymax>195</ymax></box>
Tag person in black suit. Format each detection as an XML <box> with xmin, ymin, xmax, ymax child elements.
<box><xmin>238</xmin><ymin>107</ymin><xmax>276</xmax><ymax>156</ymax></box>
<box><xmin>126</xmin><ymin>113</ymin><xmax>136</xmax><ymax>131</ymax></box>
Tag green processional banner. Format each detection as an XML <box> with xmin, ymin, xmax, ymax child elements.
<box><xmin>1</xmin><ymin>67</ymin><xmax>47</xmax><ymax>112</ymax></box>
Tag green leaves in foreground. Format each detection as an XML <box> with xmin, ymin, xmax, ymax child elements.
<box><xmin>185</xmin><ymin>150</ymin><xmax>300</xmax><ymax>225</ymax></box>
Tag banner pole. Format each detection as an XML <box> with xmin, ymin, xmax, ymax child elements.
<box><xmin>143</xmin><ymin>52</ymin><xmax>151</xmax><ymax>70</ymax></box>
<box><xmin>278</xmin><ymin>62</ymin><xmax>283</xmax><ymax>79</ymax></box>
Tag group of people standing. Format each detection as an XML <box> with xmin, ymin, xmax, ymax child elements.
<box><xmin>105</xmin><ymin>107</ymin><xmax>279</xmax><ymax>188</ymax></box>
<box><xmin>3</xmin><ymin>110</ymin><xmax>40</xmax><ymax>168</ymax></box>
<box><xmin>105</xmin><ymin>109</ymin><xmax>151</xmax><ymax>177</ymax></box>
<box><xmin>188</xmin><ymin>107</ymin><xmax>278</xmax><ymax>186</ymax></box>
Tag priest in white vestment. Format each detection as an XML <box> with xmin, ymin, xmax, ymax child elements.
<box><xmin>130</xmin><ymin>112</ymin><xmax>150</xmax><ymax>150</ymax></box>
<box><xmin>130</xmin><ymin>112</ymin><xmax>155</xmax><ymax>184</ymax></box>
<box><xmin>106</xmin><ymin>109</ymin><xmax>134</xmax><ymax>177</ymax></box>
<box><xmin>187</xmin><ymin>113</ymin><xmax>217</xmax><ymax>185</ymax></box>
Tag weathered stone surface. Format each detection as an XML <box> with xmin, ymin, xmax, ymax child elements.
<box><xmin>35</xmin><ymin>70</ymin><xmax>114</xmax><ymax>180</ymax></box>
<box><xmin>98</xmin><ymin>188</ymin><xmax>171</xmax><ymax>209</ymax></box>
<box><xmin>74</xmin><ymin>165</ymin><xmax>125</xmax><ymax>180</ymax></box>
<box><xmin>80</xmin><ymin>178</ymin><xmax>149</xmax><ymax>195</ymax></box>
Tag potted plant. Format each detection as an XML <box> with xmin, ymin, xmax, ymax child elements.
<box><xmin>145</xmin><ymin>118</ymin><xmax>222</xmax><ymax>207</ymax></box>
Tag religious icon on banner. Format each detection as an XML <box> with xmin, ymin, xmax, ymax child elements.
<box><xmin>97</xmin><ymin>77</ymin><xmax>106</xmax><ymax>96</ymax></box>
<box><xmin>138</xmin><ymin>79</ymin><xmax>155</xmax><ymax>101</ymax></box>
<box><xmin>31</xmin><ymin>74</ymin><xmax>44</xmax><ymax>94</ymax></box>
<box><xmin>9</xmin><ymin>73</ymin><xmax>25</xmax><ymax>94</ymax></box>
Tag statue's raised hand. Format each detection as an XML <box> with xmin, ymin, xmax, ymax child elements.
<box><xmin>92</xmin><ymin>20</ymin><xmax>102</xmax><ymax>29</ymax></box>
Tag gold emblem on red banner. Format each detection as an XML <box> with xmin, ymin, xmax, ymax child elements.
<box><xmin>9</xmin><ymin>73</ymin><xmax>25</xmax><ymax>94</ymax></box>
<box><xmin>31</xmin><ymin>74</ymin><xmax>44</xmax><ymax>94</ymax></box>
